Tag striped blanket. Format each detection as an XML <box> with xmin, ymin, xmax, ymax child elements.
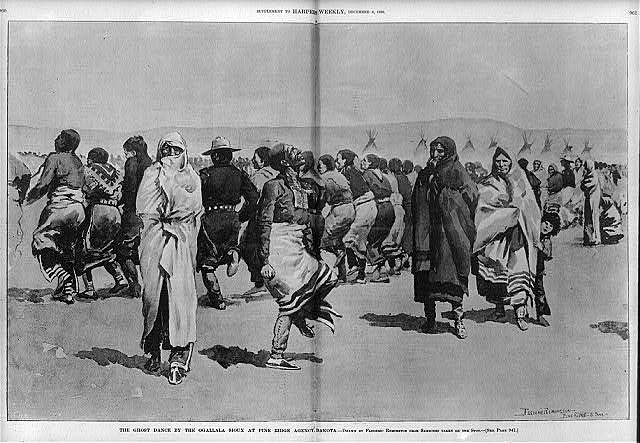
<box><xmin>265</xmin><ymin>222</ymin><xmax>341</xmax><ymax>332</ymax></box>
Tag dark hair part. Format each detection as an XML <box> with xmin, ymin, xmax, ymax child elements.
<box><xmin>518</xmin><ymin>158</ymin><xmax>529</xmax><ymax>169</ymax></box>
<box><xmin>402</xmin><ymin>159</ymin><xmax>414</xmax><ymax>174</ymax></box>
<box><xmin>318</xmin><ymin>154</ymin><xmax>336</xmax><ymax>171</ymax></box>
<box><xmin>211</xmin><ymin>150</ymin><xmax>233</xmax><ymax>165</ymax></box>
<box><xmin>123</xmin><ymin>135</ymin><xmax>147</xmax><ymax>155</ymax></box>
<box><xmin>60</xmin><ymin>129</ymin><xmax>81</xmax><ymax>152</ymax></box>
<box><xmin>254</xmin><ymin>146</ymin><xmax>271</xmax><ymax>167</ymax></box>
<box><xmin>87</xmin><ymin>147</ymin><xmax>109</xmax><ymax>164</ymax></box>
<box><xmin>388</xmin><ymin>158</ymin><xmax>403</xmax><ymax>174</ymax></box>
<box><xmin>337</xmin><ymin>149</ymin><xmax>356</xmax><ymax>167</ymax></box>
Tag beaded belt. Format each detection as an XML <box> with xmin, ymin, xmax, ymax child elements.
<box><xmin>375</xmin><ymin>197</ymin><xmax>391</xmax><ymax>204</ymax></box>
<box><xmin>206</xmin><ymin>205</ymin><xmax>236</xmax><ymax>212</ymax></box>
<box><xmin>96</xmin><ymin>198</ymin><xmax>120</xmax><ymax>207</ymax></box>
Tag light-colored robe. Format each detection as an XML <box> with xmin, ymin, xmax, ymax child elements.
<box><xmin>137</xmin><ymin>147</ymin><xmax>203</xmax><ymax>349</ymax></box>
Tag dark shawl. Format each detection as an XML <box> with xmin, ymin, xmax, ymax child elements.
<box><xmin>412</xmin><ymin>136</ymin><xmax>479</xmax><ymax>293</ymax></box>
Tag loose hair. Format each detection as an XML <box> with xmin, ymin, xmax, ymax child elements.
<box><xmin>123</xmin><ymin>135</ymin><xmax>148</xmax><ymax>155</ymax></box>
<box><xmin>388</xmin><ymin>158</ymin><xmax>403</xmax><ymax>174</ymax></box>
<box><xmin>254</xmin><ymin>146</ymin><xmax>271</xmax><ymax>167</ymax></box>
<box><xmin>402</xmin><ymin>159</ymin><xmax>414</xmax><ymax>174</ymax></box>
<box><xmin>87</xmin><ymin>147</ymin><xmax>109</xmax><ymax>164</ymax></box>
<box><xmin>318</xmin><ymin>154</ymin><xmax>336</xmax><ymax>171</ymax></box>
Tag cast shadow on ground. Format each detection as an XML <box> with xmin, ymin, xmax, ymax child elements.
<box><xmin>197</xmin><ymin>291</ymin><xmax>272</xmax><ymax>309</ymax></box>
<box><xmin>359</xmin><ymin>313</ymin><xmax>453</xmax><ymax>335</ymax></box>
<box><xmin>7</xmin><ymin>287</ymin><xmax>51</xmax><ymax>303</ymax></box>
<box><xmin>7</xmin><ymin>287</ymin><xmax>138</xmax><ymax>304</ymax></box>
<box><xmin>199</xmin><ymin>345</ymin><xmax>323</xmax><ymax>369</ymax></box>
<box><xmin>75</xmin><ymin>287</ymin><xmax>139</xmax><ymax>303</ymax></box>
<box><xmin>590</xmin><ymin>321</ymin><xmax>629</xmax><ymax>340</ymax></box>
<box><xmin>75</xmin><ymin>347</ymin><xmax>169</xmax><ymax>377</ymax></box>
<box><xmin>452</xmin><ymin>307</ymin><xmax>515</xmax><ymax>325</ymax></box>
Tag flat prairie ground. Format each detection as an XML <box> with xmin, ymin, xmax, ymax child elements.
<box><xmin>6</xmin><ymin>212</ymin><xmax>630</xmax><ymax>421</ymax></box>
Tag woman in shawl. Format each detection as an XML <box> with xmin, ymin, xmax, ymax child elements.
<box><xmin>545</xmin><ymin>163</ymin><xmax>576</xmax><ymax>227</ymax></box>
<box><xmin>581</xmin><ymin>159</ymin><xmax>624</xmax><ymax>246</ymax></box>
<box><xmin>299</xmin><ymin>151</ymin><xmax>326</xmax><ymax>258</ymax></box>
<box><xmin>413</xmin><ymin>137</ymin><xmax>478</xmax><ymax>339</ymax></box>
<box><xmin>403</xmin><ymin>159</ymin><xmax>416</xmax><ymax>187</ymax></box>
<box><xmin>392</xmin><ymin>158</ymin><xmax>413</xmax><ymax>268</ymax></box>
<box><xmin>317</xmin><ymin>154</ymin><xmax>355</xmax><ymax>282</ymax></box>
<box><xmin>336</xmin><ymin>149</ymin><xmax>377</xmax><ymax>284</ymax></box>
<box><xmin>362</xmin><ymin>154</ymin><xmax>395</xmax><ymax>283</ymax></box>
<box><xmin>473</xmin><ymin>147</ymin><xmax>542</xmax><ymax>331</ymax></box>
<box><xmin>379</xmin><ymin>158</ymin><xmax>406</xmax><ymax>274</ymax></box>
<box><xmin>78</xmin><ymin>148</ymin><xmax>129</xmax><ymax>299</ymax></box>
<box><xmin>568</xmin><ymin>157</ymin><xmax>586</xmax><ymax>224</ymax></box>
<box><xmin>26</xmin><ymin>129</ymin><xmax>85</xmax><ymax>304</ymax></box>
<box><xmin>137</xmin><ymin>132</ymin><xmax>203</xmax><ymax>385</ymax></box>
<box><xmin>116</xmin><ymin>135</ymin><xmax>153</xmax><ymax>298</ymax></box>
<box><xmin>257</xmin><ymin>144</ymin><xmax>341</xmax><ymax>371</ymax></box>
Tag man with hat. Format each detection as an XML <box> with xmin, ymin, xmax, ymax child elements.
<box><xmin>196</xmin><ymin>136</ymin><xmax>259</xmax><ymax>309</ymax></box>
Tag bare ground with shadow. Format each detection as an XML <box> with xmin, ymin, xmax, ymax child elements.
<box><xmin>199</xmin><ymin>345</ymin><xmax>322</xmax><ymax>369</ymax></box>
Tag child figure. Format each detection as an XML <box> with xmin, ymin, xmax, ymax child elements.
<box><xmin>534</xmin><ymin>209</ymin><xmax>561</xmax><ymax>326</ymax></box>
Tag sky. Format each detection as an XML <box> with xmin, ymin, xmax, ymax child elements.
<box><xmin>9</xmin><ymin>22</ymin><xmax>628</xmax><ymax>131</ymax></box>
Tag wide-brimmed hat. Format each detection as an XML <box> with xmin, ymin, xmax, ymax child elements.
<box><xmin>203</xmin><ymin>136</ymin><xmax>240</xmax><ymax>155</ymax></box>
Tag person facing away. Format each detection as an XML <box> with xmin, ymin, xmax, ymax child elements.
<box><xmin>116</xmin><ymin>135</ymin><xmax>152</xmax><ymax>298</ymax></box>
<box><xmin>317</xmin><ymin>154</ymin><xmax>355</xmax><ymax>282</ymax></box>
<box><xmin>362</xmin><ymin>153</ymin><xmax>395</xmax><ymax>283</ymax></box>
<box><xmin>336</xmin><ymin>149</ymin><xmax>377</xmax><ymax>284</ymax></box>
<box><xmin>239</xmin><ymin>145</ymin><xmax>279</xmax><ymax>295</ymax></box>
<box><xmin>78</xmin><ymin>147</ymin><xmax>129</xmax><ymax>299</ymax></box>
<box><xmin>391</xmin><ymin>157</ymin><xmax>413</xmax><ymax>267</ymax></box>
<box><xmin>137</xmin><ymin>131</ymin><xmax>203</xmax><ymax>385</ymax></box>
<box><xmin>298</xmin><ymin>150</ymin><xmax>326</xmax><ymax>258</ymax></box>
<box><xmin>26</xmin><ymin>129</ymin><xmax>85</xmax><ymax>304</ymax></box>
<box><xmin>518</xmin><ymin>158</ymin><xmax>542</xmax><ymax>209</ymax></box>
<box><xmin>196</xmin><ymin>136</ymin><xmax>259</xmax><ymax>310</ymax></box>
<box><xmin>581</xmin><ymin>159</ymin><xmax>624</xmax><ymax>246</ymax></box>
<box><xmin>379</xmin><ymin>157</ymin><xmax>406</xmax><ymax>274</ymax></box>
<box><xmin>412</xmin><ymin>136</ymin><xmax>478</xmax><ymax>339</ymax></box>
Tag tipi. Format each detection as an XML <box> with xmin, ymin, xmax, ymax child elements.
<box><xmin>541</xmin><ymin>133</ymin><xmax>553</xmax><ymax>153</ymax></box>
<box><xmin>562</xmin><ymin>137</ymin><xmax>574</xmax><ymax>157</ymax></box>
<box><xmin>461</xmin><ymin>135</ymin><xmax>475</xmax><ymax>153</ymax></box>
<box><xmin>363</xmin><ymin>129</ymin><xmax>379</xmax><ymax>153</ymax></box>
<box><xmin>518</xmin><ymin>131</ymin><xmax>534</xmax><ymax>156</ymax></box>
<box><xmin>414</xmin><ymin>129</ymin><xmax>428</xmax><ymax>156</ymax></box>
<box><xmin>488</xmin><ymin>134</ymin><xmax>498</xmax><ymax>151</ymax></box>
<box><xmin>581</xmin><ymin>139</ymin><xmax>593</xmax><ymax>154</ymax></box>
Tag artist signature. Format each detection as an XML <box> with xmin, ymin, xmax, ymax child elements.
<box><xmin>516</xmin><ymin>408</ymin><xmax>608</xmax><ymax>419</ymax></box>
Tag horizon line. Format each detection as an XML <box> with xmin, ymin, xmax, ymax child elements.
<box><xmin>8</xmin><ymin>117</ymin><xmax>626</xmax><ymax>135</ymax></box>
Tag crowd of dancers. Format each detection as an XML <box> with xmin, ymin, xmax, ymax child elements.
<box><xmin>23</xmin><ymin>129</ymin><xmax>626</xmax><ymax>385</ymax></box>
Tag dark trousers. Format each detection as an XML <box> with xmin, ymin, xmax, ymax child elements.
<box><xmin>144</xmin><ymin>281</ymin><xmax>170</xmax><ymax>355</ymax></box>
<box><xmin>239</xmin><ymin>218</ymin><xmax>263</xmax><ymax>285</ymax></box>
<box><xmin>196</xmin><ymin>210</ymin><xmax>240</xmax><ymax>271</ymax></box>
<box><xmin>308</xmin><ymin>213</ymin><xmax>325</xmax><ymax>257</ymax></box>
<box><xmin>534</xmin><ymin>255</ymin><xmax>551</xmax><ymax>316</ymax></box>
